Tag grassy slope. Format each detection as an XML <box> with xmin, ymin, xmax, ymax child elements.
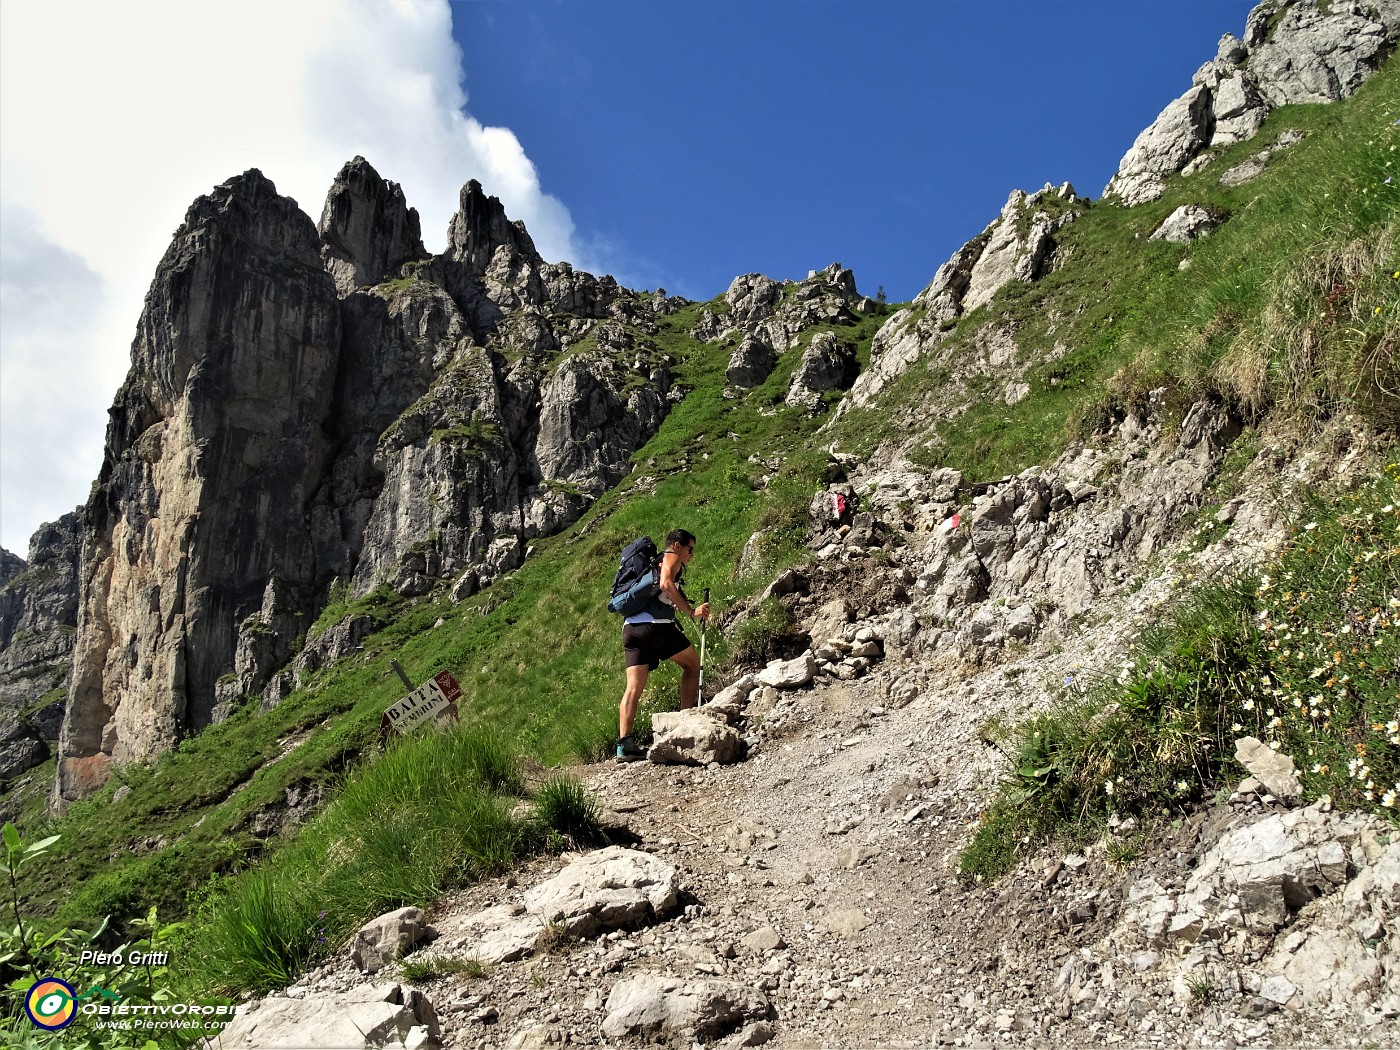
<box><xmin>17</xmin><ymin>301</ymin><xmax>892</xmax><ymax>933</ymax></box>
<box><xmin>833</xmin><ymin>62</ymin><xmax>1398</xmax><ymax>475</ymax></box>
<box><xmin>8</xmin><ymin>54</ymin><xmax>1397</xmax><ymax>1001</ymax></box>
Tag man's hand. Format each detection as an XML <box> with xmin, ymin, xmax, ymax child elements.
<box><xmin>693</xmin><ymin>602</ymin><xmax>711</xmax><ymax>622</ymax></box>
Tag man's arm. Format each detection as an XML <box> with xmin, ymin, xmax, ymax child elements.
<box><xmin>661</xmin><ymin>553</ymin><xmax>708</xmax><ymax>619</ymax></box>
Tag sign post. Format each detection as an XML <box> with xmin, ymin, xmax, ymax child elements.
<box><xmin>379</xmin><ymin>665</ymin><xmax>462</xmax><ymax>744</ymax></box>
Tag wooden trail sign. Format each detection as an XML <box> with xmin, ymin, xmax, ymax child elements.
<box><xmin>379</xmin><ymin>666</ymin><xmax>461</xmax><ymax>742</ymax></box>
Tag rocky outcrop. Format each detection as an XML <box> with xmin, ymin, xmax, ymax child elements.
<box><xmin>726</xmin><ymin>335</ymin><xmax>777</xmax><ymax>389</ymax></box>
<box><xmin>318</xmin><ymin>156</ymin><xmax>427</xmax><ymax>295</ymax></box>
<box><xmin>1105</xmin><ymin>0</ymin><xmax>1400</xmax><ymax>204</ymax></box>
<box><xmin>700</xmin><ymin>264</ymin><xmax>866</xmax><ymax>354</ymax></box>
<box><xmin>1112</xmin><ymin>800</ymin><xmax>1399</xmax><ymax>1023</ymax></box>
<box><xmin>785</xmin><ymin>331</ymin><xmax>858</xmax><ymax>409</ymax></box>
<box><xmin>0</xmin><ymin>513</ymin><xmax>81</xmax><ymax>761</ymax></box>
<box><xmin>960</xmin><ymin>186</ymin><xmax>1082</xmax><ymax>314</ymax></box>
<box><xmin>842</xmin><ymin>184</ymin><xmax>1083</xmax><ymax>414</ymax></box>
<box><xmin>56</xmin><ymin>170</ymin><xmax>342</xmax><ymax>805</ymax></box>
<box><xmin>40</xmin><ymin>157</ymin><xmax>687</xmax><ymax>801</ymax></box>
<box><xmin>1103</xmin><ymin>84</ymin><xmax>1215</xmax><ymax>207</ymax></box>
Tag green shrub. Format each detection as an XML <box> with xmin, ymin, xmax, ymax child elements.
<box><xmin>532</xmin><ymin>775</ymin><xmax>604</xmax><ymax>849</ymax></box>
<box><xmin>727</xmin><ymin>597</ymin><xmax>795</xmax><ymax>665</ymax></box>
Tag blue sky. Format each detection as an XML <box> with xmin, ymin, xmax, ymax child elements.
<box><xmin>0</xmin><ymin>0</ymin><xmax>1258</xmax><ymax>555</ymax></box>
<box><xmin>450</xmin><ymin>0</ymin><xmax>1257</xmax><ymax>302</ymax></box>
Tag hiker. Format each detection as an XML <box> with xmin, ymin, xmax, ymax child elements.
<box><xmin>616</xmin><ymin>529</ymin><xmax>710</xmax><ymax>762</ymax></box>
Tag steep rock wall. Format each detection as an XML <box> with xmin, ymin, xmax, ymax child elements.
<box><xmin>55</xmin><ymin>170</ymin><xmax>342</xmax><ymax>804</ymax></box>
<box><xmin>47</xmin><ymin>168</ymin><xmax>684</xmax><ymax>802</ymax></box>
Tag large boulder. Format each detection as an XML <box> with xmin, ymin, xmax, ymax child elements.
<box><xmin>214</xmin><ymin>983</ymin><xmax>438</xmax><ymax>1049</ymax></box>
<box><xmin>726</xmin><ymin>334</ymin><xmax>777</xmax><ymax>389</ymax></box>
<box><xmin>1148</xmin><ymin>204</ymin><xmax>1222</xmax><ymax>244</ymax></box>
<box><xmin>522</xmin><ymin>846</ymin><xmax>681</xmax><ymax>937</ymax></box>
<box><xmin>755</xmin><ymin>652</ymin><xmax>816</xmax><ymax>690</ymax></box>
<box><xmin>648</xmin><ymin>710</ymin><xmax>745</xmax><ymax>765</ymax></box>
<box><xmin>602</xmin><ymin>973</ymin><xmax>772</xmax><ymax>1042</ymax></box>
<box><xmin>352</xmin><ymin>906</ymin><xmax>430</xmax><ymax>975</ymax></box>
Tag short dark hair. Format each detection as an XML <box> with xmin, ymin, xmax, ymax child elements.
<box><xmin>665</xmin><ymin>529</ymin><xmax>696</xmax><ymax>549</ymax></box>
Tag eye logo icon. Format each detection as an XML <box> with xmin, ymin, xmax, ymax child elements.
<box><xmin>25</xmin><ymin>978</ymin><xmax>76</xmax><ymax>1030</ymax></box>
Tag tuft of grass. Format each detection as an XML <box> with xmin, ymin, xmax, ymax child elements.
<box><xmin>1186</xmin><ymin>969</ymin><xmax>1215</xmax><ymax>1006</ymax></box>
<box><xmin>400</xmin><ymin>954</ymin><xmax>488</xmax><ymax>982</ymax></box>
<box><xmin>188</xmin><ymin>725</ymin><xmax>530</xmax><ymax>994</ymax></box>
<box><xmin>532</xmin><ymin>774</ymin><xmax>604</xmax><ymax>848</ymax></box>
<box><xmin>535</xmin><ymin>919</ymin><xmax>576</xmax><ymax>955</ymax></box>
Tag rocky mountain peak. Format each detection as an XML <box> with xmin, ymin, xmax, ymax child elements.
<box><xmin>54</xmin><ymin>168</ymin><xmax>342</xmax><ymax>806</ymax></box>
<box><xmin>1105</xmin><ymin>0</ymin><xmax>1399</xmax><ymax>204</ymax></box>
<box><xmin>318</xmin><ymin>155</ymin><xmax>427</xmax><ymax>295</ymax></box>
<box><xmin>446</xmin><ymin>178</ymin><xmax>543</xmax><ymax>277</ymax></box>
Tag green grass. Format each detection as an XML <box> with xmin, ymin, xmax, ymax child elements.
<box><xmin>961</xmin><ymin>464</ymin><xmax>1400</xmax><ymax>880</ymax></box>
<box><xmin>183</xmin><ymin>725</ymin><xmax>530</xmax><ymax>994</ymax></box>
<box><xmin>8</xmin><ymin>56</ymin><xmax>1397</xmax><ymax>1010</ymax></box>
<box><xmin>835</xmin><ymin>62</ymin><xmax>1400</xmax><ymax>478</ymax></box>
<box><xmin>531</xmin><ymin>773</ymin><xmax>604</xmax><ymax>848</ymax></box>
<box><xmin>9</xmin><ymin>294</ymin><xmax>889</xmax><ymax>990</ymax></box>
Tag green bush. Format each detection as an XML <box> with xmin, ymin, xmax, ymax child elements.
<box><xmin>727</xmin><ymin>597</ymin><xmax>795</xmax><ymax>666</ymax></box>
<box><xmin>531</xmin><ymin>775</ymin><xmax>604</xmax><ymax>848</ymax></box>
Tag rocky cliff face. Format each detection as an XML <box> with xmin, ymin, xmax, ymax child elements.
<box><xmin>57</xmin><ymin>170</ymin><xmax>343</xmax><ymax>802</ymax></box>
<box><xmin>22</xmin><ymin>0</ymin><xmax>1398</xmax><ymax>809</ymax></box>
<box><xmin>1104</xmin><ymin>0</ymin><xmax>1400</xmax><ymax>204</ymax></box>
<box><xmin>319</xmin><ymin>156</ymin><xmax>428</xmax><ymax>295</ymax></box>
<box><xmin>50</xmin><ymin>163</ymin><xmax>685</xmax><ymax>805</ymax></box>
<box><xmin>0</xmin><ymin>513</ymin><xmax>81</xmax><ymax>778</ymax></box>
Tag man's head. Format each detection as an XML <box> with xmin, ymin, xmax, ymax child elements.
<box><xmin>665</xmin><ymin>529</ymin><xmax>696</xmax><ymax>563</ymax></box>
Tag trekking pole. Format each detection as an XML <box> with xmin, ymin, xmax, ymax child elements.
<box><xmin>698</xmin><ymin>587</ymin><xmax>710</xmax><ymax>706</ymax></box>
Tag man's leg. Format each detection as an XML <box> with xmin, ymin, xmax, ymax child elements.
<box><xmin>670</xmin><ymin>646</ymin><xmax>701</xmax><ymax>710</ymax></box>
<box><xmin>619</xmin><ymin>664</ymin><xmax>649</xmax><ymax>738</ymax></box>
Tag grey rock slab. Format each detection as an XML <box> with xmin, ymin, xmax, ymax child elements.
<box><xmin>601</xmin><ymin>972</ymin><xmax>771</xmax><ymax>1042</ymax></box>
<box><xmin>522</xmin><ymin>845</ymin><xmax>681</xmax><ymax>938</ymax></box>
<box><xmin>649</xmin><ymin>710</ymin><xmax>745</xmax><ymax>765</ymax></box>
<box><xmin>215</xmin><ymin>983</ymin><xmax>438</xmax><ymax>1049</ymax></box>
<box><xmin>742</xmin><ymin>926</ymin><xmax>787</xmax><ymax>953</ymax></box>
<box><xmin>435</xmin><ymin>903</ymin><xmax>541</xmax><ymax>964</ymax></box>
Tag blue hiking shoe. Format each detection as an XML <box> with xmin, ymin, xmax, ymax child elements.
<box><xmin>615</xmin><ymin>735</ymin><xmax>646</xmax><ymax>763</ymax></box>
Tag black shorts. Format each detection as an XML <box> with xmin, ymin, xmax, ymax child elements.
<box><xmin>622</xmin><ymin>620</ymin><xmax>691</xmax><ymax>671</ymax></box>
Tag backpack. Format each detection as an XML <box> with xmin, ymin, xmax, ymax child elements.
<box><xmin>608</xmin><ymin>536</ymin><xmax>662</xmax><ymax>615</ymax></box>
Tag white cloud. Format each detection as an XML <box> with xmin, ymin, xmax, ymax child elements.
<box><xmin>0</xmin><ymin>0</ymin><xmax>580</xmax><ymax>555</ymax></box>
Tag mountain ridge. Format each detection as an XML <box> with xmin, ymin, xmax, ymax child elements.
<box><xmin>0</xmin><ymin>9</ymin><xmax>1393</xmax><ymax>1043</ymax></box>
